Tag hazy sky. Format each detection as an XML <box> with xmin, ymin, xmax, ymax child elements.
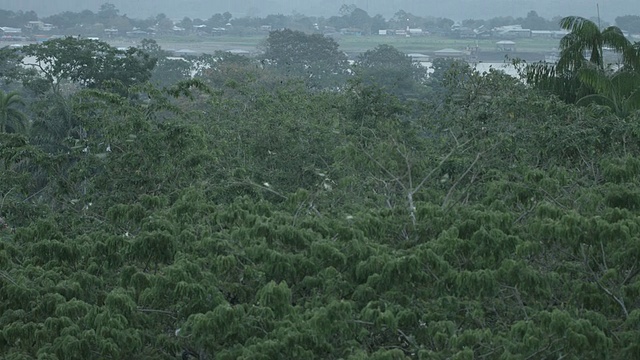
<box><xmin>5</xmin><ymin>0</ymin><xmax>639</xmax><ymax>22</ymax></box>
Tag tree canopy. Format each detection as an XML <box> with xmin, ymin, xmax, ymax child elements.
<box><xmin>22</xmin><ymin>37</ymin><xmax>156</xmax><ymax>94</ymax></box>
<box><xmin>2</xmin><ymin>19</ymin><xmax>640</xmax><ymax>360</ymax></box>
<box><xmin>262</xmin><ymin>29</ymin><xmax>349</xmax><ymax>89</ymax></box>
<box><xmin>353</xmin><ymin>44</ymin><xmax>429</xmax><ymax>99</ymax></box>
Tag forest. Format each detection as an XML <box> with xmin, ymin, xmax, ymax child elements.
<box><xmin>1</xmin><ymin>14</ymin><xmax>640</xmax><ymax>360</ymax></box>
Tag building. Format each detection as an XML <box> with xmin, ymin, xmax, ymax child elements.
<box><xmin>531</xmin><ymin>30</ymin><xmax>569</xmax><ymax>38</ymax></box>
<box><xmin>340</xmin><ymin>28</ymin><xmax>363</xmax><ymax>36</ymax></box>
<box><xmin>433</xmin><ymin>48</ymin><xmax>470</xmax><ymax>58</ymax></box>
<box><xmin>408</xmin><ymin>53</ymin><xmax>430</xmax><ymax>62</ymax></box>
<box><xmin>104</xmin><ymin>28</ymin><xmax>119</xmax><ymax>37</ymax></box>
<box><xmin>454</xmin><ymin>26</ymin><xmax>477</xmax><ymax>38</ymax></box>
<box><xmin>0</xmin><ymin>27</ymin><xmax>22</xmax><ymax>35</ymax></box>
<box><xmin>25</xmin><ymin>21</ymin><xmax>54</xmax><ymax>31</ymax></box>
<box><xmin>493</xmin><ymin>25</ymin><xmax>531</xmax><ymax>38</ymax></box>
<box><xmin>496</xmin><ymin>40</ymin><xmax>516</xmax><ymax>51</ymax></box>
<box><xmin>126</xmin><ymin>29</ymin><xmax>151</xmax><ymax>37</ymax></box>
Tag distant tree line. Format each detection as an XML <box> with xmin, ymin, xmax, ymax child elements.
<box><xmin>3</xmin><ymin>2</ymin><xmax>640</xmax><ymax>37</ymax></box>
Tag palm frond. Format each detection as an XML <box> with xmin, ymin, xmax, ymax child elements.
<box><xmin>0</xmin><ymin>90</ymin><xmax>28</xmax><ymax>134</ymax></box>
<box><xmin>559</xmin><ymin>16</ymin><xmax>600</xmax><ymax>36</ymax></box>
<box><xmin>576</xmin><ymin>94</ymin><xmax>618</xmax><ymax>112</ymax></box>
<box><xmin>601</xmin><ymin>26</ymin><xmax>631</xmax><ymax>50</ymax></box>
<box><xmin>577</xmin><ymin>67</ymin><xmax>614</xmax><ymax>97</ymax></box>
<box><xmin>610</xmin><ymin>71</ymin><xmax>640</xmax><ymax>97</ymax></box>
<box><xmin>622</xmin><ymin>85</ymin><xmax>640</xmax><ymax>115</ymax></box>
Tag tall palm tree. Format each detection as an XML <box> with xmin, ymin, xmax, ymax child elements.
<box><xmin>525</xmin><ymin>16</ymin><xmax>640</xmax><ymax>105</ymax></box>
<box><xmin>0</xmin><ymin>90</ymin><xmax>27</xmax><ymax>133</ymax></box>
<box><xmin>557</xmin><ymin>16</ymin><xmax>634</xmax><ymax>73</ymax></box>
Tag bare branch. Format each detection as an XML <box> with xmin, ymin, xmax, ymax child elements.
<box><xmin>622</xmin><ymin>264</ymin><xmax>639</xmax><ymax>285</ymax></box>
<box><xmin>600</xmin><ymin>241</ymin><xmax>608</xmax><ymax>270</ymax></box>
<box><xmin>0</xmin><ymin>271</ymin><xmax>18</xmax><ymax>286</ymax></box>
<box><xmin>1</xmin><ymin>187</ymin><xmax>16</xmax><ymax>214</ymax></box>
<box><xmin>362</xmin><ymin>148</ymin><xmax>407</xmax><ymax>191</ymax></box>
<box><xmin>500</xmin><ymin>284</ymin><xmax>529</xmax><ymax>320</ymax></box>
<box><xmin>137</xmin><ymin>307</ymin><xmax>178</xmax><ymax>319</ymax></box>
<box><xmin>442</xmin><ymin>152</ymin><xmax>481</xmax><ymax>208</ymax></box>
<box><xmin>412</xmin><ymin>145</ymin><xmax>458</xmax><ymax>195</ymax></box>
<box><xmin>594</xmin><ymin>280</ymin><xmax>629</xmax><ymax>318</ymax></box>
<box><xmin>582</xmin><ymin>244</ymin><xmax>629</xmax><ymax>319</ymax></box>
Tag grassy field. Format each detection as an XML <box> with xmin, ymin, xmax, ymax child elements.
<box><xmin>108</xmin><ymin>34</ymin><xmax>561</xmax><ymax>59</ymax></box>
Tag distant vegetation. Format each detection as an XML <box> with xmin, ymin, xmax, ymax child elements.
<box><xmin>1</xmin><ymin>5</ymin><xmax>640</xmax><ymax>359</ymax></box>
<box><xmin>2</xmin><ymin>3</ymin><xmax>640</xmax><ymax>40</ymax></box>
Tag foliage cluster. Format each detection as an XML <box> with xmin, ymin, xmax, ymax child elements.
<box><xmin>1</xmin><ymin>29</ymin><xmax>640</xmax><ymax>360</ymax></box>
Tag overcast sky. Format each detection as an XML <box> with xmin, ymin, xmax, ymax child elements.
<box><xmin>5</xmin><ymin>0</ymin><xmax>640</xmax><ymax>22</ymax></box>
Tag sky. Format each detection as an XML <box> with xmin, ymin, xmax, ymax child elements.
<box><xmin>4</xmin><ymin>0</ymin><xmax>639</xmax><ymax>22</ymax></box>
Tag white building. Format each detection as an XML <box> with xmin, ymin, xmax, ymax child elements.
<box><xmin>493</xmin><ymin>25</ymin><xmax>531</xmax><ymax>38</ymax></box>
<box><xmin>0</xmin><ymin>27</ymin><xmax>22</xmax><ymax>34</ymax></box>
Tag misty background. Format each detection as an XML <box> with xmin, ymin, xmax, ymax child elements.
<box><xmin>4</xmin><ymin>0</ymin><xmax>639</xmax><ymax>22</ymax></box>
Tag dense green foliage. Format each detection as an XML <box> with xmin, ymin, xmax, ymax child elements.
<box><xmin>1</xmin><ymin>28</ymin><xmax>640</xmax><ymax>360</ymax></box>
<box><xmin>262</xmin><ymin>29</ymin><xmax>349</xmax><ymax>89</ymax></box>
<box><xmin>22</xmin><ymin>37</ymin><xmax>156</xmax><ymax>94</ymax></box>
<box><xmin>353</xmin><ymin>44</ymin><xmax>429</xmax><ymax>99</ymax></box>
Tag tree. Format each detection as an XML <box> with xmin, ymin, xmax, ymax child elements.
<box><xmin>262</xmin><ymin>29</ymin><xmax>349</xmax><ymax>89</ymax></box>
<box><xmin>194</xmin><ymin>51</ymin><xmax>255</xmax><ymax>88</ymax></box>
<box><xmin>206</xmin><ymin>13</ymin><xmax>227</xmax><ymax>28</ymax></box>
<box><xmin>22</xmin><ymin>37</ymin><xmax>156</xmax><ymax>94</ymax></box>
<box><xmin>138</xmin><ymin>39</ymin><xmax>192</xmax><ymax>88</ymax></box>
<box><xmin>615</xmin><ymin>15</ymin><xmax>640</xmax><ymax>34</ymax></box>
<box><xmin>152</xmin><ymin>59</ymin><xmax>193</xmax><ymax>89</ymax></box>
<box><xmin>525</xmin><ymin>16</ymin><xmax>639</xmax><ymax>104</ymax></box>
<box><xmin>138</xmin><ymin>38</ymin><xmax>166</xmax><ymax>58</ymax></box>
<box><xmin>154</xmin><ymin>13</ymin><xmax>174</xmax><ymax>34</ymax></box>
<box><xmin>521</xmin><ymin>10</ymin><xmax>551</xmax><ymax>30</ymax></box>
<box><xmin>0</xmin><ymin>90</ymin><xmax>27</xmax><ymax>133</ymax></box>
<box><xmin>353</xmin><ymin>44</ymin><xmax>428</xmax><ymax>99</ymax></box>
<box><xmin>42</xmin><ymin>10</ymin><xmax>97</xmax><ymax>32</ymax></box>
<box><xmin>348</xmin><ymin>8</ymin><xmax>372</xmax><ymax>34</ymax></box>
<box><xmin>371</xmin><ymin>14</ymin><xmax>387</xmax><ymax>33</ymax></box>
<box><xmin>556</xmin><ymin>16</ymin><xmax>635</xmax><ymax>73</ymax></box>
<box><xmin>488</xmin><ymin>16</ymin><xmax>517</xmax><ymax>29</ymax></box>
<box><xmin>97</xmin><ymin>2</ymin><xmax>119</xmax><ymax>22</ymax></box>
<box><xmin>223</xmin><ymin>11</ymin><xmax>232</xmax><ymax>24</ymax></box>
<box><xmin>178</xmin><ymin>16</ymin><xmax>193</xmax><ymax>32</ymax></box>
<box><xmin>427</xmin><ymin>57</ymin><xmax>474</xmax><ymax>101</ymax></box>
<box><xmin>0</xmin><ymin>46</ymin><xmax>28</xmax><ymax>85</ymax></box>
<box><xmin>436</xmin><ymin>17</ymin><xmax>455</xmax><ymax>31</ymax></box>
